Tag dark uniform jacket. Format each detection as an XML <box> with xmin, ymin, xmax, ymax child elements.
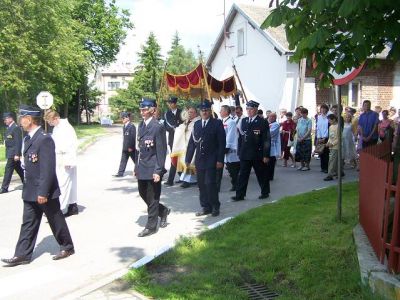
<box><xmin>22</xmin><ymin>128</ymin><xmax>60</xmax><ymax>202</ymax></box>
<box><xmin>164</xmin><ymin>109</ymin><xmax>183</xmax><ymax>148</ymax></box>
<box><xmin>238</xmin><ymin>116</ymin><xmax>271</xmax><ymax>161</ymax></box>
<box><xmin>4</xmin><ymin>122</ymin><xmax>23</xmax><ymax>158</ymax></box>
<box><xmin>122</xmin><ymin>122</ymin><xmax>136</xmax><ymax>152</ymax></box>
<box><xmin>185</xmin><ymin>118</ymin><xmax>226</xmax><ymax>170</ymax></box>
<box><xmin>135</xmin><ymin>118</ymin><xmax>167</xmax><ymax>180</ymax></box>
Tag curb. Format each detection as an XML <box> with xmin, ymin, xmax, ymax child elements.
<box><xmin>77</xmin><ymin>217</ymin><xmax>234</xmax><ymax>299</ymax></box>
<box><xmin>353</xmin><ymin>224</ymin><xmax>400</xmax><ymax>299</ymax></box>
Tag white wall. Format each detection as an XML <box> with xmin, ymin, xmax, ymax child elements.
<box><xmin>391</xmin><ymin>61</ymin><xmax>400</xmax><ymax>108</ymax></box>
<box><xmin>209</xmin><ymin>12</ymin><xmax>298</xmax><ymax>113</ymax></box>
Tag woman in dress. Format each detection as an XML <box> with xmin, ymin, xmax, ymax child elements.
<box><xmin>280</xmin><ymin>112</ymin><xmax>296</xmax><ymax>167</ymax></box>
<box><xmin>342</xmin><ymin>113</ymin><xmax>357</xmax><ymax>168</ymax></box>
<box><xmin>378</xmin><ymin>110</ymin><xmax>394</xmax><ymax>143</ymax></box>
<box><xmin>295</xmin><ymin>108</ymin><xmax>313</xmax><ymax>171</ymax></box>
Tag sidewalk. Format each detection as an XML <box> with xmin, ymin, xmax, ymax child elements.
<box><xmin>0</xmin><ymin>128</ymin><xmax>358</xmax><ymax>299</ymax></box>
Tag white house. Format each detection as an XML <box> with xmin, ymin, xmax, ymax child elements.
<box><xmin>207</xmin><ymin>3</ymin><xmax>316</xmax><ymax>116</ymax></box>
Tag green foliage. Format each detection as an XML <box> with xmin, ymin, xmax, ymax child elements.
<box><xmin>262</xmin><ymin>0</ymin><xmax>400</xmax><ymax>88</ymax></box>
<box><xmin>0</xmin><ymin>0</ymin><xmax>131</xmax><ymax>116</ymax></box>
<box><xmin>110</xmin><ymin>31</ymin><xmax>198</xmax><ymax>117</ymax></box>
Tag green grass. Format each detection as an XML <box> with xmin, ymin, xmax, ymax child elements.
<box><xmin>126</xmin><ymin>182</ymin><xmax>377</xmax><ymax>300</ymax></box>
<box><xmin>0</xmin><ymin>145</ymin><xmax>5</xmax><ymax>177</ymax></box>
<box><xmin>73</xmin><ymin>124</ymin><xmax>107</xmax><ymax>139</ymax></box>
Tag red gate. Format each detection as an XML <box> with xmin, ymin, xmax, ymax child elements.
<box><xmin>359</xmin><ymin>141</ymin><xmax>400</xmax><ymax>273</ymax></box>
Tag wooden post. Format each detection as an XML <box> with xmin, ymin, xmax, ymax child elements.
<box><xmin>232</xmin><ymin>61</ymin><xmax>248</xmax><ymax>103</ymax></box>
<box><xmin>200</xmin><ymin>63</ymin><xmax>212</xmax><ymax>101</ymax></box>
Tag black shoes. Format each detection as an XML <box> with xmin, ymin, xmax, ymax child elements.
<box><xmin>164</xmin><ymin>181</ymin><xmax>174</xmax><ymax>186</ymax></box>
<box><xmin>0</xmin><ymin>188</ymin><xmax>8</xmax><ymax>194</ymax></box>
<box><xmin>180</xmin><ymin>182</ymin><xmax>191</xmax><ymax>188</ymax></box>
<box><xmin>1</xmin><ymin>256</ymin><xmax>30</xmax><ymax>267</ymax></box>
<box><xmin>64</xmin><ymin>203</ymin><xmax>79</xmax><ymax>217</ymax></box>
<box><xmin>231</xmin><ymin>196</ymin><xmax>244</xmax><ymax>201</ymax></box>
<box><xmin>324</xmin><ymin>176</ymin><xmax>333</xmax><ymax>181</ymax></box>
<box><xmin>258</xmin><ymin>194</ymin><xmax>269</xmax><ymax>199</ymax></box>
<box><xmin>53</xmin><ymin>249</ymin><xmax>75</xmax><ymax>260</ymax></box>
<box><xmin>195</xmin><ymin>210</ymin><xmax>211</xmax><ymax>216</ymax></box>
<box><xmin>138</xmin><ymin>228</ymin><xmax>156</xmax><ymax>237</ymax></box>
<box><xmin>211</xmin><ymin>209</ymin><xmax>220</xmax><ymax>217</ymax></box>
<box><xmin>160</xmin><ymin>208</ymin><xmax>171</xmax><ymax>228</ymax></box>
<box><xmin>113</xmin><ymin>174</ymin><xmax>123</xmax><ymax>177</ymax></box>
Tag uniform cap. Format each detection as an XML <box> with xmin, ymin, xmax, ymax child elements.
<box><xmin>2</xmin><ymin>112</ymin><xmax>13</xmax><ymax>119</ymax></box>
<box><xmin>121</xmin><ymin>112</ymin><xmax>130</xmax><ymax>119</ymax></box>
<box><xmin>246</xmin><ymin>100</ymin><xmax>260</xmax><ymax>108</ymax></box>
<box><xmin>139</xmin><ymin>98</ymin><xmax>157</xmax><ymax>109</ymax></box>
<box><xmin>19</xmin><ymin>104</ymin><xmax>41</xmax><ymax>117</ymax></box>
<box><xmin>198</xmin><ymin>99</ymin><xmax>212</xmax><ymax>110</ymax></box>
<box><xmin>167</xmin><ymin>96</ymin><xmax>178</xmax><ymax>103</ymax></box>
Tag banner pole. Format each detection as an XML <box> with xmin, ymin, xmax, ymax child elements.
<box><xmin>232</xmin><ymin>61</ymin><xmax>248</xmax><ymax>103</ymax></box>
<box><xmin>157</xmin><ymin>61</ymin><xmax>168</xmax><ymax>107</ymax></box>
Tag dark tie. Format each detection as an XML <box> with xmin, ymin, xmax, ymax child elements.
<box><xmin>24</xmin><ymin>135</ymin><xmax>31</xmax><ymax>144</ymax></box>
<box><xmin>203</xmin><ymin>121</ymin><xmax>206</xmax><ymax>128</ymax></box>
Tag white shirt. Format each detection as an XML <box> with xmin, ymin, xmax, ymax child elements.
<box><xmin>201</xmin><ymin>118</ymin><xmax>210</xmax><ymax>127</ymax></box>
<box><xmin>316</xmin><ymin>114</ymin><xmax>329</xmax><ymax>138</ymax></box>
<box><xmin>144</xmin><ymin>117</ymin><xmax>153</xmax><ymax>126</ymax></box>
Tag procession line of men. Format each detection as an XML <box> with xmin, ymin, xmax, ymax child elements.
<box><xmin>1</xmin><ymin>97</ymin><xmax>273</xmax><ymax>267</ymax></box>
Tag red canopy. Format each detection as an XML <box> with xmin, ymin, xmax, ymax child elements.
<box><xmin>165</xmin><ymin>64</ymin><xmax>237</xmax><ymax>99</ymax></box>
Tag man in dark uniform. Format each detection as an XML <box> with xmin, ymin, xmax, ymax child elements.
<box><xmin>185</xmin><ymin>100</ymin><xmax>226</xmax><ymax>217</ymax></box>
<box><xmin>232</xmin><ymin>100</ymin><xmax>271</xmax><ymax>201</ymax></box>
<box><xmin>1</xmin><ymin>112</ymin><xmax>24</xmax><ymax>193</ymax></box>
<box><xmin>1</xmin><ymin>105</ymin><xmax>74</xmax><ymax>267</ymax></box>
<box><xmin>135</xmin><ymin>98</ymin><xmax>170</xmax><ymax>237</ymax></box>
<box><xmin>113</xmin><ymin>112</ymin><xmax>136</xmax><ymax>177</ymax></box>
<box><xmin>164</xmin><ymin>96</ymin><xmax>183</xmax><ymax>186</ymax></box>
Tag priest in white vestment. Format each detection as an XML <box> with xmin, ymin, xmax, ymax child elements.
<box><xmin>171</xmin><ymin>107</ymin><xmax>200</xmax><ymax>188</ymax></box>
<box><xmin>44</xmin><ymin>110</ymin><xmax>78</xmax><ymax>216</ymax></box>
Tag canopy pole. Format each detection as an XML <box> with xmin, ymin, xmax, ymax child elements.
<box><xmin>201</xmin><ymin>63</ymin><xmax>212</xmax><ymax>101</ymax></box>
<box><xmin>232</xmin><ymin>60</ymin><xmax>248</xmax><ymax>103</ymax></box>
<box><xmin>157</xmin><ymin>61</ymin><xmax>168</xmax><ymax>107</ymax></box>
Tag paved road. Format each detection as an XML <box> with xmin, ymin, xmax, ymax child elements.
<box><xmin>0</xmin><ymin>126</ymin><xmax>358</xmax><ymax>299</ymax></box>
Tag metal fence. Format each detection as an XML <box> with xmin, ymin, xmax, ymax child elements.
<box><xmin>359</xmin><ymin>141</ymin><xmax>400</xmax><ymax>273</ymax></box>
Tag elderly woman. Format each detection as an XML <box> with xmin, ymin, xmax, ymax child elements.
<box><xmin>378</xmin><ymin>110</ymin><xmax>394</xmax><ymax>142</ymax></box>
<box><xmin>295</xmin><ymin>108</ymin><xmax>312</xmax><ymax>171</ymax></box>
<box><xmin>267</xmin><ymin>112</ymin><xmax>281</xmax><ymax>180</ymax></box>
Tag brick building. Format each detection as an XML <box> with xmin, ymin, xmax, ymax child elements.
<box><xmin>314</xmin><ymin>58</ymin><xmax>400</xmax><ymax>110</ymax></box>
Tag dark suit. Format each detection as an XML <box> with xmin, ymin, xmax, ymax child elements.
<box><xmin>14</xmin><ymin>128</ymin><xmax>73</xmax><ymax>259</ymax></box>
<box><xmin>1</xmin><ymin>122</ymin><xmax>24</xmax><ymax>191</ymax></box>
<box><xmin>164</xmin><ymin>109</ymin><xmax>183</xmax><ymax>184</ymax></box>
<box><xmin>186</xmin><ymin>118</ymin><xmax>226</xmax><ymax>213</ymax></box>
<box><xmin>135</xmin><ymin>118</ymin><xmax>169</xmax><ymax>230</ymax></box>
<box><xmin>236</xmin><ymin>116</ymin><xmax>271</xmax><ymax>198</ymax></box>
<box><xmin>117</xmin><ymin>122</ymin><xmax>136</xmax><ymax>176</ymax></box>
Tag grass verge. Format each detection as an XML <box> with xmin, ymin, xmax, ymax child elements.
<box><xmin>74</xmin><ymin>124</ymin><xmax>107</xmax><ymax>139</ymax></box>
<box><xmin>126</xmin><ymin>182</ymin><xmax>377</xmax><ymax>299</ymax></box>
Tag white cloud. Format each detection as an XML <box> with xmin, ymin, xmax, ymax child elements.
<box><xmin>114</xmin><ymin>0</ymin><xmax>268</xmax><ymax>67</ymax></box>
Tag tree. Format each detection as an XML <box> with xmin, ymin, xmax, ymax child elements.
<box><xmin>110</xmin><ymin>32</ymin><xmax>164</xmax><ymax>117</ymax></box>
<box><xmin>166</xmin><ymin>31</ymin><xmax>198</xmax><ymax>74</ymax></box>
<box><xmin>262</xmin><ymin>0</ymin><xmax>400</xmax><ymax>87</ymax></box>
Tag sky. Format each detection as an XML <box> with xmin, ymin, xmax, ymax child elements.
<box><xmin>113</xmin><ymin>0</ymin><xmax>267</xmax><ymax>67</ymax></box>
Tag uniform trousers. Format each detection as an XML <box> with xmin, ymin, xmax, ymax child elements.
<box><xmin>138</xmin><ymin>180</ymin><xmax>168</xmax><ymax>230</ymax></box>
<box><xmin>236</xmin><ymin>160</ymin><xmax>270</xmax><ymax>198</ymax></box>
<box><xmin>197</xmin><ymin>167</ymin><xmax>220</xmax><ymax>212</ymax></box>
<box><xmin>1</xmin><ymin>158</ymin><xmax>24</xmax><ymax>190</ymax></box>
<box><xmin>266</xmin><ymin>156</ymin><xmax>277</xmax><ymax>180</ymax></box>
<box><xmin>15</xmin><ymin>199</ymin><xmax>74</xmax><ymax>259</ymax></box>
<box><xmin>117</xmin><ymin>150</ymin><xmax>135</xmax><ymax>175</ymax></box>
<box><xmin>226</xmin><ymin>162</ymin><xmax>240</xmax><ymax>190</ymax></box>
<box><xmin>318</xmin><ymin>138</ymin><xmax>329</xmax><ymax>171</ymax></box>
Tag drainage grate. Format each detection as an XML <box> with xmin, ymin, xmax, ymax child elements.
<box><xmin>240</xmin><ymin>283</ymin><xmax>279</xmax><ymax>300</ymax></box>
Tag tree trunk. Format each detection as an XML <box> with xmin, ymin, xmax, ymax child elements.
<box><xmin>63</xmin><ymin>102</ymin><xmax>69</xmax><ymax>118</ymax></box>
<box><xmin>77</xmin><ymin>88</ymin><xmax>81</xmax><ymax>125</ymax></box>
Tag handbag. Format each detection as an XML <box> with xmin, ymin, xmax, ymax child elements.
<box><xmin>287</xmin><ymin>132</ymin><xmax>294</xmax><ymax>147</ymax></box>
<box><xmin>314</xmin><ymin>142</ymin><xmax>326</xmax><ymax>154</ymax></box>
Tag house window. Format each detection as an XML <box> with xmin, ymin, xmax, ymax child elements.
<box><xmin>108</xmin><ymin>81</ymin><xmax>120</xmax><ymax>90</ymax></box>
<box><xmin>237</xmin><ymin>28</ymin><xmax>245</xmax><ymax>56</ymax></box>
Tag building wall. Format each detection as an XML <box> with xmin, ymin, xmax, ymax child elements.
<box><xmin>315</xmin><ymin>60</ymin><xmax>397</xmax><ymax>110</ymax></box>
<box><xmin>209</xmin><ymin>12</ymin><xmax>297</xmax><ymax>113</ymax></box>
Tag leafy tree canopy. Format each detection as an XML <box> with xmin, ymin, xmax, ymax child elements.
<box><xmin>262</xmin><ymin>0</ymin><xmax>400</xmax><ymax>87</ymax></box>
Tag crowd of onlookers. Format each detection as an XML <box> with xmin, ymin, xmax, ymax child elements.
<box><xmin>256</xmin><ymin>99</ymin><xmax>394</xmax><ymax>181</ymax></box>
